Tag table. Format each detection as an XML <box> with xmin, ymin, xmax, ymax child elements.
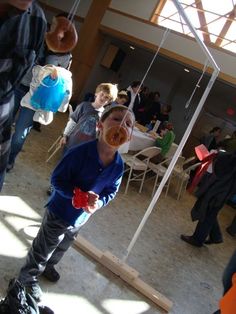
<box><xmin>119</xmin><ymin>128</ymin><xmax>156</xmax><ymax>154</ymax></box>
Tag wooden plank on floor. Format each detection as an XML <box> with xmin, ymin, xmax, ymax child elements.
<box><xmin>74</xmin><ymin>235</ymin><xmax>173</xmax><ymax>312</ymax></box>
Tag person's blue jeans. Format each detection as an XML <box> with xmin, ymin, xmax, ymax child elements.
<box><xmin>13</xmin><ymin>84</ymin><xmax>29</xmax><ymax>119</ymax></box>
<box><xmin>8</xmin><ymin>107</ymin><xmax>35</xmax><ymax>166</ymax></box>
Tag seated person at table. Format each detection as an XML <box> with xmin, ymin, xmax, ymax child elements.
<box><xmin>150</xmin><ymin>122</ymin><xmax>175</xmax><ymax>162</ymax></box>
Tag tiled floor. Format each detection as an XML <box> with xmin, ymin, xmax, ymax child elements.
<box><xmin>0</xmin><ymin>112</ymin><xmax>235</xmax><ymax>314</ymax></box>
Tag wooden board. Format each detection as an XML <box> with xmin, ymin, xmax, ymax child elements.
<box><xmin>73</xmin><ymin>235</ymin><xmax>173</xmax><ymax>312</ymax></box>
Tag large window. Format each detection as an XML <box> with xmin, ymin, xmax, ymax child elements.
<box><xmin>151</xmin><ymin>0</ymin><xmax>236</xmax><ymax>54</ymax></box>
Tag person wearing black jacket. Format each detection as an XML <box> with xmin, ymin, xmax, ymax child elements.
<box><xmin>0</xmin><ymin>0</ymin><xmax>46</xmax><ymax>190</ymax></box>
<box><xmin>181</xmin><ymin>151</ymin><xmax>236</xmax><ymax>247</ymax></box>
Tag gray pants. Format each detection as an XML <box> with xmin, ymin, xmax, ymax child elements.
<box><xmin>19</xmin><ymin>210</ymin><xmax>81</xmax><ymax>284</ymax></box>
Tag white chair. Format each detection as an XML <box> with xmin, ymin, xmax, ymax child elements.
<box><xmin>148</xmin><ymin>156</ymin><xmax>184</xmax><ymax>197</ymax></box>
<box><xmin>167</xmin><ymin>161</ymin><xmax>201</xmax><ymax>200</ymax></box>
<box><xmin>122</xmin><ymin>146</ymin><xmax>161</xmax><ymax>194</ymax></box>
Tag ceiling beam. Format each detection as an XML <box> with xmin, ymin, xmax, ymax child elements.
<box><xmin>150</xmin><ymin>0</ymin><xmax>167</xmax><ymax>23</ymax></box>
<box><xmin>215</xmin><ymin>6</ymin><xmax>236</xmax><ymax>46</ymax></box>
<box><xmin>195</xmin><ymin>0</ymin><xmax>210</xmax><ymax>43</ymax></box>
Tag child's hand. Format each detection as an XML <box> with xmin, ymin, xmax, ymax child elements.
<box><xmin>59</xmin><ymin>136</ymin><xmax>67</xmax><ymax>147</ymax></box>
<box><xmin>82</xmin><ymin>191</ymin><xmax>99</xmax><ymax>214</ymax></box>
<box><xmin>50</xmin><ymin>68</ymin><xmax>58</xmax><ymax>80</ymax></box>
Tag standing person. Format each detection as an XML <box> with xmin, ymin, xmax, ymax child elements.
<box><xmin>59</xmin><ymin>83</ymin><xmax>118</xmax><ymax>151</ymax></box>
<box><xmin>0</xmin><ymin>0</ymin><xmax>47</xmax><ymax>190</ymax></box>
<box><xmin>7</xmin><ymin>59</ymin><xmax>73</xmax><ymax>172</ymax></box>
<box><xmin>200</xmin><ymin>126</ymin><xmax>222</xmax><ymax>151</ymax></box>
<box><xmin>180</xmin><ymin>151</ymin><xmax>236</xmax><ymax>247</ymax></box>
<box><xmin>46</xmin><ymin>82</ymin><xmax>118</xmax><ymax>196</ymax></box>
<box><xmin>7</xmin><ymin>13</ymin><xmax>76</xmax><ymax>172</ymax></box>
<box><xmin>18</xmin><ymin>104</ymin><xmax>135</xmax><ymax>302</ymax></box>
<box><xmin>125</xmin><ymin>81</ymin><xmax>142</xmax><ymax>118</ymax></box>
<box><xmin>218</xmin><ymin>130</ymin><xmax>236</xmax><ymax>154</ymax></box>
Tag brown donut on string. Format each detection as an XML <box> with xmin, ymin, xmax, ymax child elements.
<box><xmin>45</xmin><ymin>16</ymin><xmax>78</xmax><ymax>53</ymax></box>
<box><xmin>105</xmin><ymin>126</ymin><xmax>128</xmax><ymax>147</ymax></box>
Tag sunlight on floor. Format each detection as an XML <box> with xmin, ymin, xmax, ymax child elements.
<box><xmin>0</xmin><ymin>196</ymin><xmax>41</xmax><ymax>257</ymax></box>
<box><xmin>102</xmin><ymin>299</ymin><xmax>150</xmax><ymax>314</ymax></box>
<box><xmin>42</xmin><ymin>293</ymin><xmax>103</xmax><ymax>314</ymax></box>
<box><xmin>0</xmin><ymin>196</ymin><xmax>41</xmax><ymax>219</ymax></box>
<box><xmin>42</xmin><ymin>292</ymin><xmax>150</xmax><ymax>314</ymax></box>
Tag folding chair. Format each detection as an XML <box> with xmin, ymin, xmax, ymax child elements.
<box><xmin>122</xmin><ymin>146</ymin><xmax>161</xmax><ymax>194</ymax></box>
<box><xmin>167</xmin><ymin>161</ymin><xmax>201</xmax><ymax>200</ymax></box>
<box><xmin>147</xmin><ymin>156</ymin><xmax>186</xmax><ymax>197</ymax></box>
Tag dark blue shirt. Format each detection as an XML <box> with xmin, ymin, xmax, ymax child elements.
<box><xmin>46</xmin><ymin>140</ymin><xmax>124</xmax><ymax>227</ymax></box>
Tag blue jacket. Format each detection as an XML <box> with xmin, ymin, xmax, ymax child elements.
<box><xmin>46</xmin><ymin>140</ymin><xmax>124</xmax><ymax>226</ymax></box>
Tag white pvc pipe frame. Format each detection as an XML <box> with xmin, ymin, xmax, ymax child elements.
<box><xmin>123</xmin><ymin>0</ymin><xmax>220</xmax><ymax>261</ymax></box>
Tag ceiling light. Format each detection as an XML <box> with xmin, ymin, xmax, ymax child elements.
<box><xmin>184</xmin><ymin>68</ymin><xmax>190</xmax><ymax>72</ymax></box>
<box><xmin>129</xmin><ymin>46</ymin><xmax>135</xmax><ymax>50</ymax></box>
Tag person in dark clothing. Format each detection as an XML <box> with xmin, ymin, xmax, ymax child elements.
<box><xmin>125</xmin><ymin>80</ymin><xmax>142</xmax><ymax>118</ymax></box>
<box><xmin>138</xmin><ymin>91</ymin><xmax>161</xmax><ymax>126</ymax></box>
<box><xmin>0</xmin><ymin>0</ymin><xmax>47</xmax><ymax>190</ymax></box>
<box><xmin>180</xmin><ymin>151</ymin><xmax>236</xmax><ymax>247</ymax></box>
<box><xmin>218</xmin><ymin>130</ymin><xmax>236</xmax><ymax>154</ymax></box>
<box><xmin>200</xmin><ymin>126</ymin><xmax>222</xmax><ymax>151</ymax></box>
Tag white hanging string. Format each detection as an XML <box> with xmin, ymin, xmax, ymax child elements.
<box><xmin>128</xmin><ymin>28</ymin><xmax>170</xmax><ymax>112</ymax></box>
<box><xmin>185</xmin><ymin>59</ymin><xmax>209</xmax><ymax>109</ymax></box>
<box><xmin>118</xmin><ymin>28</ymin><xmax>170</xmax><ymax>130</ymax></box>
<box><xmin>67</xmin><ymin>0</ymin><xmax>80</xmax><ymax>23</ymax></box>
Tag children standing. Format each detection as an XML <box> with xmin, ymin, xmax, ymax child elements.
<box><xmin>60</xmin><ymin>83</ymin><xmax>118</xmax><ymax>151</ymax></box>
<box><xmin>18</xmin><ymin>104</ymin><xmax>135</xmax><ymax>302</ymax></box>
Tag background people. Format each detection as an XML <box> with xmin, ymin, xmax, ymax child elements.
<box><xmin>181</xmin><ymin>151</ymin><xmax>236</xmax><ymax>247</ymax></box>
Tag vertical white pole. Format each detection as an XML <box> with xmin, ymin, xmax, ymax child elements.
<box><xmin>123</xmin><ymin>0</ymin><xmax>220</xmax><ymax>261</ymax></box>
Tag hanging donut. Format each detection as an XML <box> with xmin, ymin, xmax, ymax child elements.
<box><xmin>45</xmin><ymin>16</ymin><xmax>78</xmax><ymax>53</ymax></box>
<box><xmin>105</xmin><ymin>126</ymin><xmax>129</xmax><ymax>147</ymax></box>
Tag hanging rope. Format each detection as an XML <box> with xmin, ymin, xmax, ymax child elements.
<box><xmin>121</xmin><ymin>28</ymin><xmax>170</xmax><ymax>127</ymax></box>
<box><xmin>185</xmin><ymin>59</ymin><xmax>208</xmax><ymax>110</ymax></box>
<box><xmin>105</xmin><ymin>28</ymin><xmax>171</xmax><ymax>148</ymax></box>
<box><xmin>67</xmin><ymin>0</ymin><xmax>81</xmax><ymax>24</ymax></box>
<box><xmin>128</xmin><ymin>28</ymin><xmax>170</xmax><ymax>112</ymax></box>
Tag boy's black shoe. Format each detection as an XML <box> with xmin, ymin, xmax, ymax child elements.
<box><xmin>180</xmin><ymin>234</ymin><xmax>203</xmax><ymax>247</ymax></box>
<box><xmin>42</xmin><ymin>265</ymin><xmax>60</xmax><ymax>282</ymax></box>
<box><xmin>25</xmin><ymin>282</ymin><xmax>43</xmax><ymax>302</ymax></box>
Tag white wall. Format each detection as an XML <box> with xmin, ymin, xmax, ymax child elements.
<box><xmin>110</xmin><ymin>0</ymin><xmax>157</xmax><ymax>20</ymax></box>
